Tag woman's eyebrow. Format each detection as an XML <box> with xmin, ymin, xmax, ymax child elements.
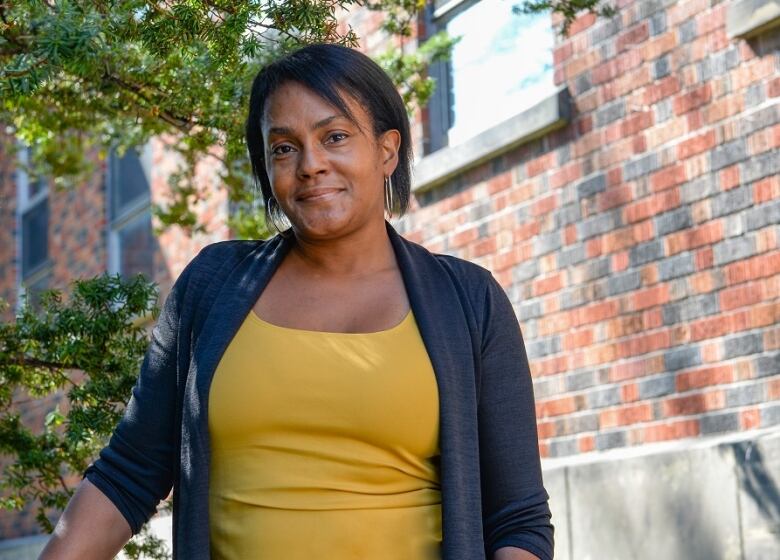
<box><xmin>268</xmin><ymin>114</ymin><xmax>346</xmax><ymax>136</ymax></box>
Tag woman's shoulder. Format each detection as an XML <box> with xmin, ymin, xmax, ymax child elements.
<box><xmin>175</xmin><ymin>238</ymin><xmax>271</xmax><ymax>288</ymax></box>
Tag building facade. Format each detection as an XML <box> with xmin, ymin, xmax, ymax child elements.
<box><xmin>1</xmin><ymin>0</ymin><xmax>779</xmax><ymax>558</ymax></box>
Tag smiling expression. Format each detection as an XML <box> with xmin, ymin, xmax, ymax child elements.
<box><xmin>261</xmin><ymin>81</ymin><xmax>400</xmax><ymax>240</ymax></box>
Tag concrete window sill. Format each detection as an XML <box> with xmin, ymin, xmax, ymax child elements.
<box><xmin>727</xmin><ymin>0</ymin><xmax>780</xmax><ymax>39</ymax></box>
<box><xmin>412</xmin><ymin>87</ymin><xmax>572</xmax><ymax>193</ymax></box>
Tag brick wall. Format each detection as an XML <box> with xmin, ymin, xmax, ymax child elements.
<box><xmin>396</xmin><ymin>0</ymin><xmax>780</xmax><ymax>458</ymax></box>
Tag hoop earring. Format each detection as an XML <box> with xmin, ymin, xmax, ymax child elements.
<box><xmin>384</xmin><ymin>175</ymin><xmax>394</xmax><ymax>218</ymax></box>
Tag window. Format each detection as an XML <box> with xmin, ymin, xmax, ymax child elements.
<box><xmin>107</xmin><ymin>145</ymin><xmax>156</xmax><ymax>281</ymax></box>
<box><xmin>424</xmin><ymin>0</ymin><xmax>556</xmax><ymax>153</ymax></box>
<box><xmin>16</xmin><ymin>147</ymin><xmax>52</xmax><ymax>311</ymax></box>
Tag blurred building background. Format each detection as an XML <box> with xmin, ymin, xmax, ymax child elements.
<box><xmin>0</xmin><ymin>0</ymin><xmax>778</xmax><ymax>558</ymax></box>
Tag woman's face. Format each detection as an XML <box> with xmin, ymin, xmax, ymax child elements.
<box><xmin>261</xmin><ymin>81</ymin><xmax>400</xmax><ymax>240</ymax></box>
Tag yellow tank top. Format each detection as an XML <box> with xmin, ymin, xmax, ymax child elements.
<box><xmin>208</xmin><ymin>308</ymin><xmax>442</xmax><ymax>559</ymax></box>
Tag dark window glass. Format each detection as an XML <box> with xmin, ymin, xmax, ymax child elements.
<box><xmin>111</xmin><ymin>149</ymin><xmax>150</xmax><ymax>219</ymax></box>
<box><xmin>28</xmin><ymin>177</ymin><xmax>47</xmax><ymax>199</ymax></box>
<box><xmin>118</xmin><ymin>212</ymin><xmax>155</xmax><ymax>281</ymax></box>
<box><xmin>22</xmin><ymin>199</ymin><xmax>49</xmax><ymax>277</ymax></box>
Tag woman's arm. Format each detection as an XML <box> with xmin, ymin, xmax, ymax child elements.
<box><xmin>477</xmin><ymin>272</ymin><xmax>554</xmax><ymax>560</ymax></box>
<box><xmin>38</xmin><ymin>479</ymin><xmax>132</xmax><ymax>560</ymax></box>
<box><xmin>495</xmin><ymin>546</ymin><xmax>541</xmax><ymax>560</ymax></box>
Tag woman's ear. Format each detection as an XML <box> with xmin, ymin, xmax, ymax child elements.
<box><xmin>379</xmin><ymin>129</ymin><xmax>401</xmax><ymax>176</ymax></box>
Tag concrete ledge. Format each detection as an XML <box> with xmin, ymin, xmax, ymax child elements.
<box><xmin>544</xmin><ymin>427</ymin><xmax>780</xmax><ymax>560</ymax></box>
<box><xmin>727</xmin><ymin>0</ymin><xmax>780</xmax><ymax>38</ymax></box>
<box><xmin>412</xmin><ymin>87</ymin><xmax>572</xmax><ymax>193</ymax></box>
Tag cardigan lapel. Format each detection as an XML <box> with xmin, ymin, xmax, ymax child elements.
<box><xmin>386</xmin><ymin>222</ymin><xmax>486</xmax><ymax>560</ymax></box>
<box><xmin>178</xmin><ymin>233</ymin><xmax>294</xmax><ymax>558</ymax></box>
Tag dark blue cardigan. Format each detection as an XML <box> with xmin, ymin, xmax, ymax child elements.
<box><xmin>85</xmin><ymin>221</ymin><xmax>554</xmax><ymax>560</ymax></box>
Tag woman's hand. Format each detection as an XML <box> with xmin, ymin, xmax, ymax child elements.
<box><xmin>494</xmin><ymin>546</ymin><xmax>541</xmax><ymax>560</ymax></box>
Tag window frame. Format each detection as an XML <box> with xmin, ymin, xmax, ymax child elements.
<box><xmin>106</xmin><ymin>144</ymin><xmax>156</xmax><ymax>281</ymax></box>
<box><xmin>15</xmin><ymin>146</ymin><xmax>53</xmax><ymax>312</ymax></box>
<box><xmin>414</xmin><ymin>0</ymin><xmax>571</xmax><ymax>192</ymax></box>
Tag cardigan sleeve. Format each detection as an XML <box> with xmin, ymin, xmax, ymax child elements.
<box><xmin>478</xmin><ymin>273</ymin><xmax>554</xmax><ymax>560</ymax></box>
<box><xmin>83</xmin><ymin>258</ymin><xmax>195</xmax><ymax>535</ymax></box>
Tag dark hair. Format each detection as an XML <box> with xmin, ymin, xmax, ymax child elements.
<box><xmin>245</xmin><ymin>43</ymin><xmax>413</xmax><ymax>233</ymax></box>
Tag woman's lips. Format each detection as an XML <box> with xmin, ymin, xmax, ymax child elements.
<box><xmin>296</xmin><ymin>188</ymin><xmax>343</xmax><ymax>202</ymax></box>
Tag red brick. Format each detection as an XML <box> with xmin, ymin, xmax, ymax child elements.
<box><xmin>650</xmin><ymin>164</ymin><xmax>687</xmax><ymax>192</ymax></box>
<box><xmin>612</xmin><ymin>250</ymin><xmax>629</xmax><ymax>272</ymax></box>
<box><xmin>526</xmin><ymin>151</ymin><xmax>556</xmax><ymax>177</ymax></box>
<box><xmin>532</xmin><ymin>272</ymin><xmax>564</xmax><ymax>297</ymax></box>
<box><xmin>553</xmin><ymin>42</ymin><xmax>573</xmax><ymax>65</ymax></box>
<box><xmin>622</xmin><ymin>382</ymin><xmax>639</xmax><ymax>402</ymax></box>
<box><xmin>598</xmin><ymin>185</ymin><xmax>633</xmax><ymax>211</ymax></box>
<box><xmin>531</xmin><ymin>193</ymin><xmax>558</xmax><ymax>217</ymax></box>
<box><xmin>644</xmin><ymin>31</ymin><xmax>677</xmax><ymax>60</ymax></box>
<box><xmin>564</xmin><ymin>224</ymin><xmax>577</xmax><ymax>244</ymax></box>
<box><xmin>470</xmin><ymin>235</ymin><xmax>497</xmax><ymax>258</ymax></box>
<box><xmin>703</xmin><ymin>94</ymin><xmax>744</xmax><ymax>125</ymax></box>
<box><xmin>642</xmin><ymin>75</ymin><xmax>681</xmax><ymax>106</ymax></box>
<box><xmin>676</xmin><ymin>365</ymin><xmax>734</xmax><ymax>391</ymax></box>
<box><xmin>769</xmin><ymin>77</ymin><xmax>780</xmax><ymax>98</ymax></box>
<box><xmin>718</xmin><ymin>165</ymin><xmax>740</xmax><ymax>191</ymax></box>
<box><xmin>578</xmin><ymin>435</ymin><xmax>596</xmax><ymax>453</ymax></box>
<box><xmin>677</xmin><ymin>130</ymin><xmax>717</xmax><ymax>160</ymax></box>
<box><xmin>695</xmin><ymin>4</ymin><xmax>727</xmax><ymax>34</ymax></box>
<box><xmin>751</xmin><ymin>301</ymin><xmax>780</xmax><ymax>329</ymax></box>
<box><xmin>768</xmin><ymin>377</ymin><xmax>780</xmax><ymax>400</ymax></box>
<box><xmin>486</xmin><ymin>172</ymin><xmax>512</xmax><ymax>194</ymax></box>
<box><xmin>450</xmin><ymin>227</ymin><xmax>479</xmax><ymax>249</ymax></box>
<box><xmin>611</xmin><ymin>355</ymin><xmax>665</xmax><ymax>382</ymax></box>
<box><xmin>537</xmin><ymin>420</ymin><xmax>557</xmax><ymax>439</ymax></box>
<box><xmin>695</xmin><ymin>246</ymin><xmax>715</xmax><ymax>269</ymax></box>
<box><xmin>642</xmin><ymin>419</ymin><xmax>700</xmax><ymax>443</ymax></box>
<box><xmin>534</xmin><ymin>355</ymin><xmax>570</xmax><ymax>377</ymax></box>
<box><xmin>537</xmin><ymin>396</ymin><xmax>577</xmax><ymax>418</ymax></box>
<box><xmin>624</xmin><ymin>189</ymin><xmax>681</xmax><ymax>224</ymax></box>
<box><xmin>574</xmin><ymin>300</ymin><xmax>620</xmax><ymax>327</ymax></box>
<box><xmin>586</xmin><ymin>237</ymin><xmax>603</xmax><ymax>257</ymax></box>
<box><xmin>616</xmin><ymin>330</ymin><xmax>671</xmax><ymax>359</ymax></box>
<box><xmin>673</xmin><ymin>84</ymin><xmax>712</xmax><ymax>115</ymax></box>
<box><xmin>550</xmin><ymin>161</ymin><xmax>582</xmax><ymax>190</ymax></box>
<box><xmin>690</xmin><ymin>270</ymin><xmax>718</xmax><ymax>294</ymax></box>
<box><xmin>617</xmin><ymin>22</ymin><xmax>649</xmax><ymax>52</ymax></box>
<box><xmin>494</xmin><ymin>245</ymin><xmax>531</xmax><ymax>272</ymax></box>
<box><xmin>562</xmin><ymin>328</ymin><xmax>594</xmax><ymax>351</ymax></box>
<box><xmin>539</xmin><ymin>311</ymin><xmax>572</xmax><ymax>337</ymax></box>
<box><xmin>741</xmin><ymin>408</ymin><xmax>761</xmax><ymax>430</ymax></box>
<box><xmin>720</xmin><ymin>281</ymin><xmax>765</xmax><ymax>311</ymax></box>
<box><xmin>604</xmin><ymin>314</ymin><xmax>645</xmax><ymax>339</ymax></box>
<box><xmin>691</xmin><ymin>315</ymin><xmax>730</xmax><ymax>341</ymax></box>
<box><xmin>724</xmin><ymin>251</ymin><xmax>780</xmax><ymax>284</ymax></box>
<box><xmin>666</xmin><ymin>221</ymin><xmax>724</xmax><ymax>255</ymax></box>
<box><xmin>663</xmin><ymin>390</ymin><xmax>725</xmax><ymax>416</ymax></box>
<box><xmin>632</xmin><ymin>284</ymin><xmax>670</xmax><ymax>311</ymax></box>
<box><xmin>565</xmin><ymin>11</ymin><xmax>597</xmax><ymax>36</ymax></box>
<box><xmin>601</xmin><ymin>403</ymin><xmax>653</xmax><ymax>428</ymax></box>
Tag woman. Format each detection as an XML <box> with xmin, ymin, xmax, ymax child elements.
<box><xmin>39</xmin><ymin>44</ymin><xmax>553</xmax><ymax>560</ymax></box>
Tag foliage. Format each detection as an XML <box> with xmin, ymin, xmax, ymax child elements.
<box><xmin>0</xmin><ymin>275</ymin><xmax>169</xmax><ymax>558</ymax></box>
<box><xmin>0</xmin><ymin>0</ymin><xmax>450</xmax><ymax>240</ymax></box>
<box><xmin>1</xmin><ymin>0</ymin><xmax>610</xmax><ymax>239</ymax></box>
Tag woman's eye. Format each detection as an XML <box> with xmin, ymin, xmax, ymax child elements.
<box><xmin>272</xmin><ymin>145</ymin><xmax>293</xmax><ymax>156</ymax></box>
<box><xmin>327</xmin><ymin>132</ymin><xmax>348</xmax><ymax>143</ymax></box>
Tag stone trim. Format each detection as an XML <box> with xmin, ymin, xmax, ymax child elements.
<box><xmin>727</xmin><ymin>0</ymin><xmax>780</xmax><ymax>39</ymax></box>
<box><xmin>412</xmin><ymin>87</ymin><xmax>572</xmax><ymax>193</ymax></box>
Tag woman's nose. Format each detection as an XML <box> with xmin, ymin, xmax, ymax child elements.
<box><xmin>297</xmin><ymin>144</ymin><xmax>329</xmax><ymax>179</ymax></box>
